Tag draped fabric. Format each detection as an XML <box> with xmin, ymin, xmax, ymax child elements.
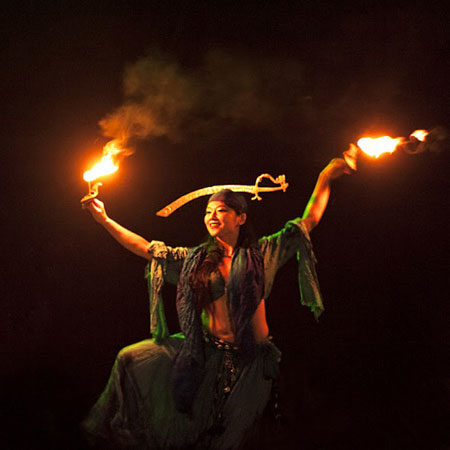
<box><xmin>83</xmin><ymin>218</ymin><xmax>324</xmax><ymax>449</ymax></box>
<box><xmin>82</xmin><ymin>335</ymin><xmax>281</xmax><ymax>450</ymax></box>
<box><xmin>145</xmin><ymin>242</ymin><xmax>188</xmax><ymax>342</ymax></box>
<box><xmin>173</xmin><ymin>244</ymin><xmax>264</xmax><ymax>412</ymax></box>
<box><xmin>146</xmin><ymin>218</ymin><xmax>323</xmax><ymax>344</ymax></box>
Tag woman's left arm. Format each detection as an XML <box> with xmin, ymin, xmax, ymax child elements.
<box><xmin>302</xmin><ymin>158</ymin><xmax>351</xmax><ymax>233</ymax></box>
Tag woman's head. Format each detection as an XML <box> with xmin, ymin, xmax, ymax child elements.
<box><xmin>193</xmin><ymin>190</ymin><xmax>255</xmax><ymax>311</ymax></box>
<box><xmin>204</xmin><ymin>190</ymin><xmax>248</xmax><ymax>245</ymax></box>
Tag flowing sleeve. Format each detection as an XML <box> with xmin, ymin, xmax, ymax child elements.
<box><xmin>145</xmin><ymin>241</ymin><xmax>189</xmax><ymax>342</ymax></box>
<box><xmin>258</xmin><ymin>217</ymin><xmax>324</xmax><ymax>319</ymax></box>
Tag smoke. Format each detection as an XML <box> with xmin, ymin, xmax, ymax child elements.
<box><xmin>423</xmin><ymin>126</ymin><xmax>448</xmax><ymax>154</ymax></box>
<box><xmin>403</xmin><ymin>127</ymin><xmax>449</xmax><ymax>155</ymax></box>
<box><xmin>99</xmin><ymin>49</ymin><xmax>313</xmax><ymax>151</ymax></box>
<box><xmin>99</xmin><ymin>54</ymin><xmax>199</xmax><ymax>149</ymax></box>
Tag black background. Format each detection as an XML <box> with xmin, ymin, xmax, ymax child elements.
<box><xmin>1</xmin><ymin>1</ymin><xmax>449</xmax><ymax>449</ymax></box>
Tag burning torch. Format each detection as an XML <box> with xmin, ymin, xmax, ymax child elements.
<box><xmin>342</xmin><ymin>129</ymin><xmax>432</xmax><ymax>171</ymax></box>
<box><xmin>80</xmin><ymin>142</ymin><xmax>121</xmax><ymax>208</ymax></box>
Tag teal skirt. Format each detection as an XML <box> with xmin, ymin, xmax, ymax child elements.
<box><xmin>82</xmin><ymin>333</ymin><xmax>281</xmax><ymax>449</ymax></box>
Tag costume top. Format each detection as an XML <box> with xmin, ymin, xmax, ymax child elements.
<box><xmin>145</xmin><ymin>217</ymin><xmax>324</xmax><ymax>343</ymax></box>
<box><xmin>209</xmin><ymin>268</ymin><xmax>226</xmax><ymax>301</ymax></box>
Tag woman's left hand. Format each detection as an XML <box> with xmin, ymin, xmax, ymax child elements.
<box><xmin>321</xmin><ymin>157</ymin><xmax>352</xmax><ymax>181</ymax></box>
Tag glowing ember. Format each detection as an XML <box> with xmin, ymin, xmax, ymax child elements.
<box><xmin>83</xmin><ymin>152</ymin><xmax>118</xmax><ymax>182</ymax></box>
<box><xmin>410</xmin><ymin>129</ymin><xmax>428</xmax><ymax>142</ymax></box>
<box><xmin>356</xmin><ymin>136</ymin><xmax>403</xmax><ymax>158</ymax></box>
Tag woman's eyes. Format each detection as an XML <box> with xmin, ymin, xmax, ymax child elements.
<box><xmin>205</xmin><ymin>208</ymin><xmax>228</xmax><ymax>215</ymax></box>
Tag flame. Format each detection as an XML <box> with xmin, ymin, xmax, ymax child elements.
<box><xmin>83</xmin><ymin>142</ymin><xmax>121</xmax><ymax>182</ymax></box>
<box><xmin>356</xmin><ymin>136</ymin><xmax>403</xmax><ymax>158</ymax></box>
<box><xmin>410</xmin><ymin>129</ymin><xmax>428</xmax><ymax>142</ymax></box>
<box><xmin>83</xmin><ymin>154</ymin><xmax>118</xmax><ymax>182</ymax></box>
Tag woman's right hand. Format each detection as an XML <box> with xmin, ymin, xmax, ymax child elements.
<box><xmin>86</xmin><ymin>199</ymin><xmax>109</xmax><ymax>224</ymax></box>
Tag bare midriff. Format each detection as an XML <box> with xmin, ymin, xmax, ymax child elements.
<box><xmin>205</xmin><ymin>297</ymin><xmax>269</xmax><ymax>343</ymax></box>
<box><xmin>204</xmin><ymin>257</ymin><xmax>269</xmax><ymax>343</ymax></box>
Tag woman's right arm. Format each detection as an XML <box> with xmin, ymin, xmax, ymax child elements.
<box><xmin>86</xmin><ymin>199</ymin><xmax>152</xmax><ymax>260</ymax></box>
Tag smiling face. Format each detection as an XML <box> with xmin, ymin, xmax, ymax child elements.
<box><xmin>204</xmin><ymin>200</ymin><xmax>247</xmax><ymax>246</ymax></box>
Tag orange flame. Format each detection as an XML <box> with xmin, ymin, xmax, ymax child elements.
<box><xmin>357</xmin><ymin>136</ymin><xmax>403</xmax><ymax>158</ymax></box>
<box><xmin>83</xmin><ymin>141</ymin><xmax>122</xmax><ymax>182</ymax></box>
<box><xmin>410</xmin><ymin>129</ymin><xmax>428</xmax><ymax>142</ymax></box>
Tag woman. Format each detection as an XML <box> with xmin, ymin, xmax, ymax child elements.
<box><xmin>82</xmin><ymin>158</ymin><xmax>350</xmax><ymax>449</ymax></box>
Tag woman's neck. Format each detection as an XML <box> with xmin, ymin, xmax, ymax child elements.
<box><xmin>216</xmin><ymin>236</ymin><xmax>235</xmax><ymax>257</ymax></box>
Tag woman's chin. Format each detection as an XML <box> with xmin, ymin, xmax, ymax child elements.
<box><xmin>207</xmin><ymin>227</ymin><xmax>220</xmax><ymax>237</ymax></box>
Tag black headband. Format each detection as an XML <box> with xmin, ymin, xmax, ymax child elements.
<box><xmin>207</xmin><ymin>189</ymin><xmax>248</xmax><ymax>214</ymax></box>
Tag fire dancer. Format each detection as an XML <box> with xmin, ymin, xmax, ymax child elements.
<box><xmin>82</xmin><ymin>158</ymin><xmax>350</xmax><ymax>449</ymax></box>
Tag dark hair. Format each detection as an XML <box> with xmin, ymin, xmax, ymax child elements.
<box><xmin>207</xmin><ymin>189</ymin><xmax>247</xmax><ymax>215</ymax></box>
<box><xmin>190</xmin><ymin>208</ymin><xmax>257</xmax><ymax>312</ymax></box>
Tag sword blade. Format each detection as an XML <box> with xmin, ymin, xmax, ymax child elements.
<box><xmin>156</xmin><ymin>183</ymin><xmax>288</xmax><ymax>217</ymax></box>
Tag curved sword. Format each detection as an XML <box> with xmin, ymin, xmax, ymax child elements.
<box><xmin>156</xmin><ymin>173</ymin><xmax>289</xmax><ymax>217</ymax></box>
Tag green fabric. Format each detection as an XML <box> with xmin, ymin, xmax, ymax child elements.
<box><xmin>258</xmin><ymin>218</ymin><xmax>324</xmax><ymax>318</ymax></box>
<box><xmin>82</xmin><ymin>335</ymin><xmax>281</xmax><ymax>450</ymax></box>
<box><xmin>173</xmin><ymin>243</ymin><xmax>265</xmax><ymax>412</ymax></box>
<box><xmin>83</xmin><ymin>218</ymin><xmax>321</xmax><ymax>449</ymax></box>
<box><xmin>146</xmin><ymin>218</ymin><xmax>323</xmax><ymax>341</ymax></box>
<box><xmin>145</xmin><ymin>242</ymin><xmax>188</xmax><ymax>342</ymax></box>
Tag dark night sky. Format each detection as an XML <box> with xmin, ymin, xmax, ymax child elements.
<box><xmin>1</xmin><ymin>1</ymin><xmax>449</xmax><ymax>449</ymax></box>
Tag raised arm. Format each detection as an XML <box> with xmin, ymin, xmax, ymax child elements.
<box><xmin>302</xmin><ymin>158</ymin><xmax>350</xmax><ymax>233</ymax></box>
<box><xmin>86</xmin><ymin>199</ymin><xmax>152</xmax><ymax>260</ymax></box>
